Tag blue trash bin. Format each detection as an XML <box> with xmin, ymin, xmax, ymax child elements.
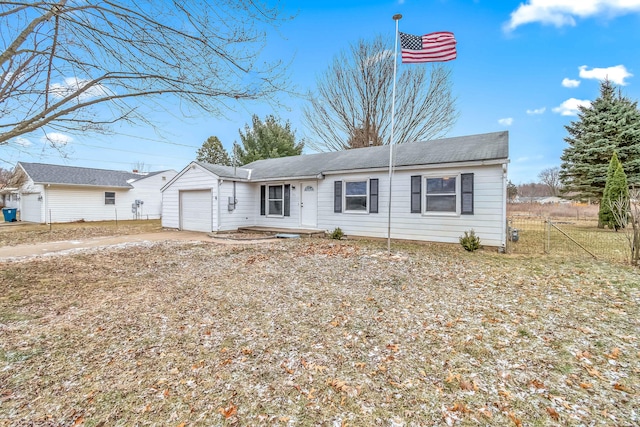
<box><xmin>2</xmin><ymin>208</ymin><xmax>17</xmax><ymax>222</ymax></box>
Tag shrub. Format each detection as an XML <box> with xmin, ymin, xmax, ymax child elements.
<box><xmin>459</xmin><ymin>229</ymin><xmax>481</xmax><ymax>252</ymax></box>
<box><xmin>329</xmin><ymin>227</ymin><xmax>344</xmax><ymax>240</ymax></box>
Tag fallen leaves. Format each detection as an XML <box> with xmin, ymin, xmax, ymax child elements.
<box><xmin>217</xmin><ymin>402</ymin><xmax>237</xmax><ymax>419</ymax></box>
<box><xmin>1</xmin><ymin>236</ymin><xmax>638</xmax><ymax>425</ymax></box>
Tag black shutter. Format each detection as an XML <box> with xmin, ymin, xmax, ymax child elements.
<box><xmin>284</xmin><ymin>184</ymin><xmax>291</xmax><ymax>217</ymax></box>
<box><xmin>411</xmin><ymin>176</ymin><xmax>421</xmax><ymax>213</ymax></box>
<box><xmin>461</xmin><ymin>173</ymin><xmax>474</xmax><ymax>214</ymax></box>
<box><xmin>369</xmin><ymin>179</ymin><xmax>378</xmax><ymax>213</ymax></box>
<box><xmin>260</xmin><ymin>185</ymin><xmax>265</xmax><ymax>216</ymax></box>
<box><xmin>334</xmin><ymin>181</ymin><xmax>342</xmax><ymax>213</ymax></box>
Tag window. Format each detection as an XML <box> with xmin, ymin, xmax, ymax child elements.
<box><xmin>105</xmin><ymin>191</ymin><xmax>116</xmax><ymax>205</ymax></box>
<box><xmin>410</xmin><ymin>173</ymin><xmax>474</xmax><ymax>215</ymax></box>
<box><xmin>425</xmin><ymin>177</ymin><xmax>456</xmax><ymax>212</ymax></box>
<box><xmin>345</xmin><ymin>180</ymin><xmax>367</xmax><ymax>212</ymax></box>
<box><xmin>268</xmin><ymin>185</ymin><xmax>283</xmax><ymax>216</ymax></box>
<box><xmin>260</xmin><ymin>184</ymin><xmax>290</xmax><ymax>217</ymax></box>
<box><xmin>334</xmin><ymin>179</ymin><xmax>378</xmax><ymax>214</ymax></box>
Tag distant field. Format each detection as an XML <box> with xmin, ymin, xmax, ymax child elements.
<box><xmin>508</xmin><ymin>201</ymin><xmax>599</xmax><ymax>220</ymax></box>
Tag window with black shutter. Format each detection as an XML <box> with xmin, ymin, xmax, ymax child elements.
<box><xmin>334</xmin><ymin>181</ymin><xmax>342</xmax><ymax>213</ymax></box>
<box><xmin>284</xmin><ymin>184</ymin><xmax>291</xmax><ymax>217</ymax></box>
<box><xmin>461</xmin><ymin>173</ymin><xmax>474</xmax><ymax>214</ymax></box>
<box><xmin>369</xmin><ymin>179</ymin><xmax>378</xmax><ymax>213</ymax></box>
<box><xmin>410</xmin><ymin>176</ymin><xmax>421</xmax><ymax>213</ymax></box>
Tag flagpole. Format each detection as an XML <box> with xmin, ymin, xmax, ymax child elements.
<box><xmin>387</xmin><ymin>14</ymin><xmax>402</xmax><ymax>255</ymax></box>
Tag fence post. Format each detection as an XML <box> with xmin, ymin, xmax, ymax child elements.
<box><xmin>545</xmin><ymin>218</ymin><xmax>550</xmax><ymax>254</ymax></box>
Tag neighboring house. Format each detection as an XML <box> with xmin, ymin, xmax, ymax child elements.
<box><xmin>162</xmin><ymin>131</ymin><xmax>510</xmax><ymax>247</ymax></box>
<box><xmin>10</xmin><ymin>162</ymin><xmax>177</xmax><ymax>223</ymax></box>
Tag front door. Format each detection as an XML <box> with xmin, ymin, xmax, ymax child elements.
<box><xmin>300</xmin><ymin>181</ymin><xmax>317</xmax><ymax>228</ymax></box>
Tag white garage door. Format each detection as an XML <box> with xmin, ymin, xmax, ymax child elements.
<box><xmin>180</xmin><ymin>190</ymin><xmax>212</xmax><ymax>232</ymax></box>
<box><xmin>21</xmin><ymin>193</ymin><xmax>42</xmax><ymax>223</ymax></box>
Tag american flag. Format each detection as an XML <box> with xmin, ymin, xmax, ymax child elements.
<box><xmin>400</xmin><ymin>31</ymin><xmax>457</xmax><ymax>63</ymax></box>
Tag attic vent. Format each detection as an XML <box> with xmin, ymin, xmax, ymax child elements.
<box><xmin>162</xmin><ymin>176</ymin><xmax>166</xmax><ymax>181</ymax></box>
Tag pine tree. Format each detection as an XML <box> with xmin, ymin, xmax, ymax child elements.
<box><xmin>599</xmin><ymin>152</ymin><xmax>621</xmax><ymax>228</ymax></box>
<box><xmin>560</xmin><ymin>80</ymin><xmax>640</xmax><ymax>201</ymax></box>
<box><xmin>196</xmin><ymin>136</ymin><xmax>231</xmax><ymax>165</ymax></box>
<box><xmin>236</xmin><ymin>115</ymin><xmax>304</xmax><ymax>165</ymax></box>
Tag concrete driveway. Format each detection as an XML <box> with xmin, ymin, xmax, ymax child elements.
<box><xmin>0</xmin><ymin>230</ymin><xmax>274</xmax><ymax>261</ymax></box>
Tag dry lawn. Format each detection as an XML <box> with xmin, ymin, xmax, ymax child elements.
<box><xmin>1</xmin><ymin>234</ymin><xmax>639</xmax><ymax>426</ymax></box>
<box><xmin>0</xmin><ymin>220</ymin><xmax>163</xmax><ymax>247</ymax></box>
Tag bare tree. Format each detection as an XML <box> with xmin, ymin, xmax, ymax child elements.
<box><xmin>610</xmin><ymin>187</ymin><xmax>640</xmax><ymax>266</ymax></box>
<box><xmin>0</xmin><ymin>1</ymin><xmax>289</xmax><ymax>146</ymax></box>
<box><xmin>303</xmin><ymin>36</ymin><xmax>457</xmax><ymax>151</ymax></box>
<box><xmin>538</xmin><ymin>166</ymin><xmax>562</xmax><ymax>196</ymax></box>
<box><xmin>0</xmin><ymin>167</ymin><xmax>13</xmax><ymax>188</ymax></box>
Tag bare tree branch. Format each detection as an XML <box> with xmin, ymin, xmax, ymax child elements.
<box><xmin>0</xmin><ymin>0</ymin><xmax>290</xmax><ymax>146</ymax></box>
<box><xmin>303</xmin><ymin>36</ymin><xmax>457</xmax><ymax>151</ymax></box>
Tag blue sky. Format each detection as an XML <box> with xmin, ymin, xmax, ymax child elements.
<box><xmin>3</xmin><ymin>0</ymin><xmax>640</xmax><ymax>184</ymax></box>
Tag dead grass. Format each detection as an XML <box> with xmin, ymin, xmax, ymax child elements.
<box><xmin>0</xmin><ymin>219</ymin><xmax>163</xmax><ymax>247</ymax></box>
<box><xmin>508</xmin><ymin>202</ymin><xmax>599</xmax><ymax>220</ymax></box>
<box><xmin>1</xmin><ymin>238</ymin><xmax>638</xmax><ymax>426</ymax></box>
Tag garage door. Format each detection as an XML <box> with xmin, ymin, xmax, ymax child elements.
<box><xmin>180</xmin><ymin>190</ymin><xmax>212</xmax><ymax>232</ymax></box>
<box><xmin>21</xmin><ymin>193</ymin><xmax>42</xmax><ymax>223</ymax></box>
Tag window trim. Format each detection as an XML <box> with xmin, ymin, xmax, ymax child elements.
<box><xmin>343</xmin><ymin>179</ymin><xmax>369</xmax><ymax>214</ymax></box>
<box><xmin>104</xmin><ymin>191</ymin><xmax>116</xmax><ymax>205</ymax></box>
<box><xmin>423</xmin><ymin>174</ymin><xmax>460</xmax><ymax>216</ymax></box>
<box><xmin>266</xmin><ymin>183</ymin><xmax>284</xmax><ymax>217</ymax></box>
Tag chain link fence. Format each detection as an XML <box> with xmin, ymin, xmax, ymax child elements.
<box><xmin>506</xmin><ymin>216</ymin><xmax>631</xmax><ymax>264</ymax></box>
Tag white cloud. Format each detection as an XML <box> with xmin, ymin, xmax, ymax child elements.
<box><xmin>552</xmin><ymin>98</ymin><xmax>591</xmax><ymax>116</ymax></box>
<box><xmin>504</xmin><ymin>0</ymin><xmax>640</xmax><ymax>31</ymax></box>
<box><xmin>578</xmin><ymin>65</ymin><xmax>633</xmax><ymax>85</ymax></box>
<box><xmin>50</xmin><ymin>77</ymin><xmax>112</xmax><ymax>101</ymax></box>
<box><xmin>14</xmin><ymin>137</ymin><xmax>32</xmax><ymax>147</ymax></box>
<box><xmin>562</xmin><ymin>78</ymin><xmax>581</xmax><ymax>88</ymax></box>
<box><xmin>498</xmin><ymin>117</ymin><xmax>514</xmax><ymax>126</ymax></box>
<box><xmin>526</xmin><ymin>107</ymin><xmax>546</xmax><ymax>115</ymax></box>
<box><xmin>41</xmin><ymin>132</ymin><xmax>73</xmax><ymax>146</ymax></box>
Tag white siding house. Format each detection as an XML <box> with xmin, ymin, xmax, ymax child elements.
<box><xmin>11</xmin><ymin>162</ymin><xmax>176</xmax><ymax>223</ymax></box>
<box><xmin>162</xmin><ymin>131</ymin><xmax>509</xmax><ymax>247</ymax></box>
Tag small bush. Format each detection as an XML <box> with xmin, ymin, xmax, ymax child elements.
<box><xmin>329</xmin><ymin>227</ymin><xmax>344</xmax><ymax>240</ymax></box>
<box><xmin>459</xmin><ymin>229</ymin><xmax>481</xmax><ymax>252</ymax></box>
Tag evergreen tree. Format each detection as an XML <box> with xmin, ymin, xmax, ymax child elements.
<box><xmin>560</xmin><ymin>80</ymin><xmax>640</xmax><ymax>201</ymax></box>
<box><xmin>236</xmin><ymin>115</ymin><xmax>304</xmax><ymax>165</ymax></box>
<box><xmin>196</xmin><ymin>136</ymin><xmax>231</xmax><ymax>165</ymax></box>
<box><xmin>599</xmin><ymin>152</ymin><xmax>621</xmax><ymax>228</ymax></box>
<box><xmin>603</xmin><ymin>162</ymin><xmax>630</xmax><ymax>230</ymax></box>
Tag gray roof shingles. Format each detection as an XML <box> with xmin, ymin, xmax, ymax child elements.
<box><xmin>241</xmin><ymin>131</ymin><xmax>509</xmax><ymax>180</ymax></box>
<box><xmin>18</xmin><ymin>162</ymin><xmax>157</xmax><ymax>188</ymax></box>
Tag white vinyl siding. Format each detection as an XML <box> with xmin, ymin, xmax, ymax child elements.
<box><xmin>162</xmin><ymin>165</ymin><xmax>217</xmax><ymax>230</ymax></box>
<box><xmin>318</xmin><ymin>165</ymin><xmax>505</xmax><ymax>247</ymax></box>
<box><xmin>43</xmin><ymin>186</ymin><xmax>128</xmax><ymax>222</ymax></box>
<box><xmin>218</xmin><ymin>181</ymin><xmax>256</xmax><ymax>232</ymax></box>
